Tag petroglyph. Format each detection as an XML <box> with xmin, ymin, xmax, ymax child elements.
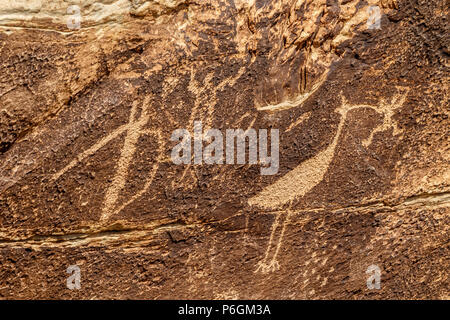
<box><xmin>252</xmin><ymin>90</ymin><xmax>409</xmax><ymax>273</ymax></box>
<box><xmin>362</xmin><ymin>92</ymin><xmax>408</xmax><ymax>147</ymax></box>
<box><xmin>52</xmin><ymin>96</ymin><xmax>165</xmax><ymax>221</ymax></box>
<box><xmin>1</xmin><ymin>0</ymin><xmax>447</xmax><ymax>300</ymax></box>
<box><xmin>253</xmin><ymin>0</ymin><xmax>393</xmax><ymax>113</ymax></box>
<box><xmin>286</xmin><ymin>112</ymin><xmax>312</xmax><ymax>133</ymax></box>
<box><xmin>101</xmin><ymin>97</ymin><xmax>152</xmax><ymax>220</ymax></box>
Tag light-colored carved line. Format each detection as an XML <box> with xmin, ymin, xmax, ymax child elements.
<box><xmin>252</xmin><ymin>91</ymin><xmax>410</xmax><ymax>273</ymax></box>
<box><xmin>255</xmin><ymin>212</ymin><xmax>282</xmax><ymax>273</ymax></box>
<box><xmin>101</xmin><ymin>99</ymin><xmax>150</xmax><ymax>220</ymax></box>
<box><xmin>51</xmin><ymin>123</ymin><xmax>130</xmax><ymax>181</ymax></box>
<box><xmin>106</xmin><ymin>129</ymin><xmax>164</xmax><ymax>218</ymax></box>
<box><xmin>286</xmin><ymin>111</ymin><xmax>311</xmax><ymax>132</ymax></box>
<box><xmin>362</xmin><ymin>90</ymin><xmax>408</xmax><ymax>147</ymax></box>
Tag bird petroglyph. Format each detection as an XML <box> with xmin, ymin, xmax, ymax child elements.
<box><xmin>251</xmin><ymin>90</ymin><xmax>410</xmax><ymax>273</ymax></box>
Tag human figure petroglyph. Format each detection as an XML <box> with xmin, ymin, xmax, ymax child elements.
<box><xmin>100</xmin><ymin>97</ymin><xmax>163</xmax><ymax>220</ymax></box>
<box><xmin>174</xmin><ymin>66</ymin><xmax>248</xmax><ymax>189</ymax></box>
<box><xmin>1</xmin><ymin>0</ymin><xmax>408</xmax><ymax>255</ymax></box>
<box><xmin>50</xmin><ymin>63</ymin><xmax>247</xmax><ymax>221</ymax></box>
<box><xmin>251</xmin><ymin>89</ymin><xmax>409</xmax><ymax>273</ymax></box>
<box><xmin>52</xmin><ymin>96</ymin><xmax>165</xmax><ymax>221</ymax></box>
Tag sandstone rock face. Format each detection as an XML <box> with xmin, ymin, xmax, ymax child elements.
<box><xmin>0</xmin><ymin>0</ymin><xmax>448</xmax><ymax>299</ymax></box>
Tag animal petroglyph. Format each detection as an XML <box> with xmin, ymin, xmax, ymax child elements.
<box><xmin>253</xmin><ymin>0</ymin><xmax>396</xmax><ymax>113</ymax></box>
<box><xmin>251</xmin><ymin>90</ymin><xmax>409</xmax><ymax>273</ymax></box>
<box><xmin>173</xmin><ymin>66</ymin><xmax>247</xmax><ymax>190</ymax></box>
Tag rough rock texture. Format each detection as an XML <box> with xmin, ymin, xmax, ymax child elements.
<box><xmin>0</xmin><ymin>0</ymin><xmax>448</xmax><ymax>299</ymax></box>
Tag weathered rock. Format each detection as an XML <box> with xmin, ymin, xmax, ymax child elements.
<box><xmin>0</xmin><ymin>0</ymin><xmax>448</xmax><ymax>299</ymax></box>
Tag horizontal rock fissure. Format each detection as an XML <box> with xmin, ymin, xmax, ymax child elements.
<box><xmin>1</xmin><ymin>191</ymin><xmax>448</xmax><ymax>247</ymax></box>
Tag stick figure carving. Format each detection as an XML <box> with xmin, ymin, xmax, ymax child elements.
<box><xmin>50</xmin><ymin>65</ymin><xmax>247</xmax><ymax>221</ymax></box>
<box><xmin>51</xmin><ymin>96</ymin><xmax>164</xmax><ymax>221</ymax></box>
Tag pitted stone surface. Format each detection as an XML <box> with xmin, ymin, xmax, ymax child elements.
<box><xmin>0</xmin><ymin>0</ymin><xmax>448</xmax><ymax>299</ymax></box>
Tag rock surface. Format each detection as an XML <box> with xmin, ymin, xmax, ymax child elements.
<box><xmin>0</xmin><ymin>0</ymin><xmax>448</xmax><ymax>299</ymax></box>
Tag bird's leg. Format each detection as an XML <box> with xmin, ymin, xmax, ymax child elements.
<box><xmin>255</xmin><ymin>208</ymin><xmax>292</xmax><ymax>273</ymax></box>
<box><xmin>267</xmin><ymin>209</ymin><xmax>292</xmax><ymax>271</ymax></box>
<box><xmin>256</xmin><ymin>212</ymin><xmax>282</xmax><ymax>273</ymax></box>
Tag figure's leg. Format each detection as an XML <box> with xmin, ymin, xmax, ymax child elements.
<box><xmin>267</xmin><ymin>209</ymin><xmax>292</xmax><ymax>271</ymax></box>
<box><xmin>256</xmin><ymin>212</ymin><xmax>282</xmax><ymax>273</ymax></box>
<box><xmin>256</xmin><ymin>209</ymin><xmax>292</xmax><ymax>273</ymax></box>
